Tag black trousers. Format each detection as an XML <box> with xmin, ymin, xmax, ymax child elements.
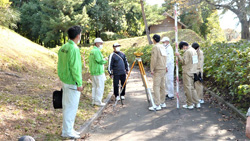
<box><xmin>113</xmin><ymin>74</ymin><xmax>126</xmax><ymax>97</ymax></box>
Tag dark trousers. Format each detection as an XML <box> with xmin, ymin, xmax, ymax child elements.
<box><xmin>113</xmin><ymin>74</ymin><xmax>126</xmax><ymax>97</ymax></box>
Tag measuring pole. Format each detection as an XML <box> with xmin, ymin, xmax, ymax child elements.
<box><xmin>174</xmin><ymin>3</ymin><xmax>180</xmax><ymax>108</ymax></box>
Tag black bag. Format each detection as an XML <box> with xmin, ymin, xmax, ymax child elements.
<box><xmin>194</xmin><ymin>73</ymin><xmax>199</xmax><ymax>82</ymax></box>
<box><xmin>53</xmin><ymin>89</ymin><xmax>63</xmax><ymax>109</ymax></box>
<box><xmin>198</xmin><ymin>72</ymin><xmax>203</xmax><ymax>83</ymax></box>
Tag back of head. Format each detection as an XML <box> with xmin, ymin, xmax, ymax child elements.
<box><xmin>67</xmin><ymin>25</ymin><xmax>82</xmax><ymax>40</ymax></box>
<box><xmin>179</xmin><ymin>41</ymin><xmax>189</xmax><ymax>50</ymax></box>
<box><xmin>18</xmin><ymin>136</ymin><xmax>35</xmax><ymax>141</ymax></box>
<box><xmin>192</xmin><ymin>42</ymin><xmax>200</xmax><ymax>50</ymax></box>
<box><xmin>153</xmin><ymin>34</ymin><xmax>161</xmax><ymax>43</ymax></box>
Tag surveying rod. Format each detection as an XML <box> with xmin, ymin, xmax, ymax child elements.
<box><xmin>174</xmin><ymin>3</ymin><xmax>180</xmax><ymax>108</ymax></box>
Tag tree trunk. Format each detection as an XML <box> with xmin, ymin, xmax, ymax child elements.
<box><xmin>86</xmin><ymin>32</ymin><xmax>90</xmax><ymax>44</ymax></box>
<box><xmin>240</xmin><ymin>19</ymin><xmax>250</xmax><ymax>40</ymax></box>
<box><xmin>140</xmin><ymin>0</ymin><xmax>153</xmax><ymax>44</ymax></box>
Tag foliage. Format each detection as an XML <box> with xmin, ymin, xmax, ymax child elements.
<box><xmin>100</xmin><ymin>31</ymin><xmax>126</xmax><ymax>41</ymax></box>
<box><xmin>19</xmin><ymin>0</ymin><xmax>89</xmax><ymax>47</ymax></box>
<box><xmin>203</xmin><ymin>0</ymin><xmax>250</xmax><ymax>39</ymax></box>
<box><xmin>9</xmin><ymin>0</ymin><xmax>165</xmax><ymax>47</ymax></box>
<box><xmin>203</xmin><ymin>40</ymin><xmax>250</xmax><ymax>110</ymax></box>
<box><xmin>205</xmin><ymin>10</ymin><xmax>226</xmax><ymax>43</ymax></box>
<box><xmin>0</xmin><ymin>0</ymin><xmax>20</xmax><ymax>29</ymax></box>
<box><xmin>162</xmin><ymin>0</ymin><xmax>225</xmax><ymax>41</ymax></box>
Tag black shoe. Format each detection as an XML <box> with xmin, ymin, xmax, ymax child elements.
<box><xmin>166</xmin><ymin>95</ymin><xmax>174</xmax><ymax>100</ymax></box>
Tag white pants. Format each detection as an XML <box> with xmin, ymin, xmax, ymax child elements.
<box><xmin>92</xmin><ymin>74</ymin><xmax>106</xmax><ymax>104</ymax></box>
<box><xmin>165</xmin><ymin>67</ymin><xmax>174</xmax><ymax>97</ymax></box>
<box><xmin>62</xmin><ymin>83</ymin><xmax>80</xmax><ymax>136</ymax></box>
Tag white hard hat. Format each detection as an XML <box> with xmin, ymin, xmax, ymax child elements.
<box><xmin>94</xmin><ymin>38</ymin><xmax>103</xmax><ymax>43</ymax></box>
<box><xmin>113</xmin><ymin>43</ymin><xmax>121</xmax><ymax>47</ymax></box>
<box><xmin>161</xmin><ymin>37</ymin><xmax>170</xmax><ymax>42</ymax></box>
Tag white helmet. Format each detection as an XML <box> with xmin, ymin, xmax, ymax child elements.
<box><xmin>94</xmin><ymin>38</ymin><xmax>103</xmax><ymax>43</ymax></box>
<box><xmin>161</xmin><ymin>37</ymin><xmax>170</xmax><ymax>42</ymax></box>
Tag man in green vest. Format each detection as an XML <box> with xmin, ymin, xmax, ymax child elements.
<box><xmin>57</xmin><ymin>25</ymin><xmax>83</xmax><ymax>139</ymax></box>
<box><xmin>89</xmin><ymin>38</ymin><xmax>107</xmax><ymax>106</ymax></box>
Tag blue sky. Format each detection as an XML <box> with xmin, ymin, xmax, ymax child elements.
<box><xmin>145</xmin><ymin>0</ymin><xmax>241</xmax><ymax>32</ymax></box>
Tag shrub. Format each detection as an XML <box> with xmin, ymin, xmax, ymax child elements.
<box><xmin>203</xmin><ymin>40</ymin><xmax>250</xmax><ymax>110</ymax></box>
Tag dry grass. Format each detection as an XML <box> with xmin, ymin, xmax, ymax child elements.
<box><xmin>0</xmin><ymin>26</ymin><xmax>112</xmax><ymax>140</ymax></box>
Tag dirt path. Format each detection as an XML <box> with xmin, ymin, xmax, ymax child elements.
<box><xmin>85</xmin><ymin>68</ymin><xmax>246</xmax><ymax>140</ymax></box>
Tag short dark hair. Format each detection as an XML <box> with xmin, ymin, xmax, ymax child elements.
<box><xmin>153</xmin><ymin>34</ymin><xmax>161</xmax><ymax>43</ymax></box>
<box><xmin>192</xmin><ymin>42</ymin><xmax>200</xmax><ymax>50</ymax></box>
<box><xmin>179</xmin><ymin>41</ymin><xmax>189</xmax><ymax>50</ymax></box>
<box><xmin>67</xmin><ymin>25</ymin><xmax>82</xmax><ymax>40</ymax></box>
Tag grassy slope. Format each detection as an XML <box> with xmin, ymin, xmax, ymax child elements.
<box><xmin>0</xmin><ymin>27</ymin><xmax>203</xmax><ymax>140</ymax></box>
<box><xmin>0</xmin><ymin>26</ymin><xmax>102</xmax><ymax>141</ymax></box>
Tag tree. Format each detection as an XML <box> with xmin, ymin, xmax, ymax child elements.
<box><xmin>205</xmin><ymin>10</ymin><xmax>226</xmax><ymax>43</ymax></box>
<box><xmin>0</xmin><ymin>0</ymin><xmax>20</xmax><ymax>29</ymax></box>
<box><xmin>204</xmin><ymin>0</ymin><xmax>250</xmax><ymax>40</ymax></box>
<box><xmin>19</xmin><ymin>0</ymin><xmax>41</xmax><ymax>42</ymax></box>
<box><xmin>140</xmin><ymin>0</ymin><xmax>152</xmax><ymax>44</ymax></box>
<box><xmin>19</xmin><ymin>0</ymin><xmax>89</xmax><ymax>47</ymax></box>
<box><xmin>145</xmin><ymin>4</ymin><xmax>165</xmax><ymax>26</ymax></box>
<box><xmin>162</xmin><ymin>0</ymin><xmax>224</xmax><ymax>40</ymax></box>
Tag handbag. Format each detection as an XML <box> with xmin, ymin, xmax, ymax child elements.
<box><xmin>53</xmin><ymin>89</ymin><xmax>63</xmax><ymax>109</ymax></box>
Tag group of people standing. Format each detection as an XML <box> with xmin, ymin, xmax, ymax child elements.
<box><xmin>149</xmin><ymin>34</ymin><xmax>204</xmax><ymax>111</ymax></box>
<box><xmin>56</xmin><ymin>25</ymin><xmax>204</xmax><ymax>139</ymax></box>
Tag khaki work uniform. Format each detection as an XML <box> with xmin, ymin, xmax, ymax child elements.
<box><xmin>150</xmin><ymin>43</ymin><xmax>167</xmax><ymax>106</ymax></box>
<box><xmin>194</xmin><ymin>49</ymin><xmax>204</xmax><ymax>100</ymax></box>
<box><xmin>178</xmin><ymin>46</ymin><xmax>199</xmax><ymax>106</ymax></box>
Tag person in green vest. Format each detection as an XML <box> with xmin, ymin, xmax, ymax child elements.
<box><xmin>57</xmin><ymin>25</ymin><xmax>83</xmax><ymax>139</ymax></box>
<box><xmin>89</xmin><ymin>38</ymin><xmax>107</xmax><ymax>106</ymax></box>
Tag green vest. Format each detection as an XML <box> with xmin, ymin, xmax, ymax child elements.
<box><xmin>89</xmin><ymin>46</ymin><xmax>107</xmax><ymax>76</ymax></box>
<box><xmin>57</xmin><ymin>40</ymin><xmax>82</xmax><ymax>87</ymax></box>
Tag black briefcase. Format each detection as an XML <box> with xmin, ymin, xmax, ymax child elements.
<box><xmin>53</xmin><ymin>89</ymin><xmax>63</xmax><ymax>109</ymax></box>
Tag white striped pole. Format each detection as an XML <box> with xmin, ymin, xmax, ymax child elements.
<box><xmin>174</xmin><ymin>3</ymin><xmax>180</xmax><ymax>108</ymax></box>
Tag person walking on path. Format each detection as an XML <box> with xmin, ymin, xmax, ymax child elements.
<box><xmin>89</xmin><ymin>38</ymin><xmax>107</xmax><ymax>106</ymax></box>
<box><xmin>108</xmin><ymin>43</ymin><xmax>129</xmax><ymax>101</ymax></box>
<box><xmin>161</xmin><ymin>37</ymin><xmax>175</xmax><ymax>100</ymax></box>
<box><xmin>192</xmin><ymin>42</ymin><xmax>204</xmax><ymax>104</ymax></box>
<box><xmin>57</xmin><ymin>25</ymin><xmax>83</xmax><ymax>139</ymax></box>
<box><xmin>149</xmin><ymin>34</ymin><xmax>167</xmax><ymax>111</ymax></box>
<box><xmin>175</xmin><ymin>41</ymin><xmax>200</xmax><ymax>110</ymax></box>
